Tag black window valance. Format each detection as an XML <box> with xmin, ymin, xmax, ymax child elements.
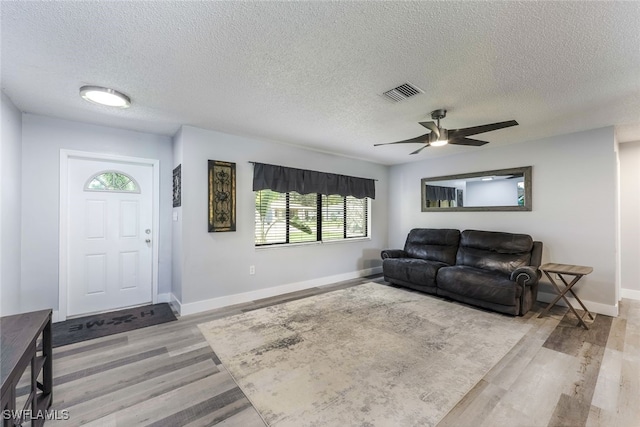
<box><xmin>426</xmin><ymin>185</ymin><xmax>456</xmax><ymax>201</ymax></box>
<box><xmin>252</xmin><ymin>162</ymin><xmax>375</xmax><ymax>199</ymax></box>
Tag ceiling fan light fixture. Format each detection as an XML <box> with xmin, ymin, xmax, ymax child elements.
<box><xmin>430</xmin><ymin>127</ymin><xmax>449</xmax><ymax>146</ymax></box>
<box><xmin>80</xmin><ymin>85</ymin><xmax>131</xmax><ymax>108</ymax></box>
<box><xmin>430</xmin><ymin>139</ymin><xmax>448</xmax><ymax>147</ymax></box>
<box><xmin>374</xmin><ymin>108</ymin><xmax>518</xmax><ymax>155</ymax></box>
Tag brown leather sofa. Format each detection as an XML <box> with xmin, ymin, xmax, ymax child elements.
<box><xmin>381</xmin><ymin>228</ymin><xmax>543</xmax><ymax>315</ymax></box>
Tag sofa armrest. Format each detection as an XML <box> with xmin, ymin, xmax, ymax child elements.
<box><xmin>510</xmin><ymin>266</ymin><xmax>540</xmax><ymax>287</ymax></box>
<box><xmin>381</xmin><ymin>249</ymin><xmax>408</xmax><ymax>259</ymax></box>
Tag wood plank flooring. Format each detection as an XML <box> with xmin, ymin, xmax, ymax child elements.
<box><xmin>22</xmin><ymin>275</ymin><xmax>638</xmax><ymax>426</ymax></box>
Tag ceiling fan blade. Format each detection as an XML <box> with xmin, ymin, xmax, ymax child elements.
<box><xmin>410</xmin><ymin>144</ymin><xmax>430</xmax><ymax>155</ymax></box>
<box><xmin>449</xmin><ymin>137</ymin><xmax>490</xmax><ymax>146</ymax></box>
<box><xmin>419</xmin><ymin>121</ymin><xmax>440</xmax><ymax>138</ymax></box>
<box><xmin>373</xmin><ymin>133</ymin><xmax>430</xmax><ymax>146</ymax></box>
<box><xmin>448</xmin><ymin>120</ymin><xmax>518</xmax><ymax>138</ymax></box>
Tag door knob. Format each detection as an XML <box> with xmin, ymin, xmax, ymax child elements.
<box><xmin>145</xmin><ymin>239</ymin><xmax>151</xmax><ymax>243</ymax></box>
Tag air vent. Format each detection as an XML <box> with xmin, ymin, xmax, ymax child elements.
<box><xmin>382</xmin><ymin>83</ymin><xmax>423</xmax><ymax>102</ymax></box>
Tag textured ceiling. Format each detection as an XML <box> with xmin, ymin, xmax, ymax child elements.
<box><xmin>2</xmin><ymin>1</ymin><xmax>639</xmax><ymax>165</ymax></box>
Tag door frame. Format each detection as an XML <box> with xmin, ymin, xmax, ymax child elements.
<box><xmin>59</xmin><ymin>149</ymin><xmax>160</xmax><ymax>321</ymax></box>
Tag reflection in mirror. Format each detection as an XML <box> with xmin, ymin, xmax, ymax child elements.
<box><xmin>421</xmin><ymin>166</ymin><xmax>532</xmax><ymax>212</ymax></box>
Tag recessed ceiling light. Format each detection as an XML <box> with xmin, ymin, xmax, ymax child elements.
<box><xmin>80</xmin><ymin>85</ymin><xmax>131</xmax><ymax>108</ymax></box>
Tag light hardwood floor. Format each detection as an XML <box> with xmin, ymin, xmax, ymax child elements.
<box><xmin>30</xmin><ymin>275</ymin><xmax>639</xmax><ymax>426</ymax></box>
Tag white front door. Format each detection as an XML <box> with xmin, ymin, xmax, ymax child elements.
<box><xmin>66</xmin><ymin>157</ymin><xmax>154</xmax><ymax>317</ymax></box>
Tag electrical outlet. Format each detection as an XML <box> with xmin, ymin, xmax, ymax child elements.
<box><xmin>249</xmin><ymin>265</ymin><xmax>255</xmax><ymax>275</ymax></box>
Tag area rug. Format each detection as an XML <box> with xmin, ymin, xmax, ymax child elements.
<box><xmin>198</xmin><ymin>283</ymin><xmax>531</xmax><ymax>427</ymax></box>
<box><xmin>53</xmin><ymin>303</ymin><xmax>176</xmax><ymax>348</ymax></box>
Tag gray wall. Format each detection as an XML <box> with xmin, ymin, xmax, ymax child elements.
<box><xmin>389</xmin><ymin>127</ymin><xmax>618</xmax><ymax>313</ymax></box>
<box><xmin>9</xmin><ymin>109</ymin><xmax>628</xmax><ymax>316</ymax></box>
<box><xmin>20</xmin><ymin>114</ymin><xmax>173</xmax><ymax>313</ymax></box>
<box><xmin>619</xmin><ymin>140</ymin><xmax>640</xmax><ymax>298</ymax></box>
<box><xmin>1</xmin><ymin>93</ymin><xmax>23</xmax><ymax>316</ymax></box>
<box><xmin>466</xmin><ymin>179</ymin><xmax>520</xmax><ymax>207</ymax></box>
<box><xmin>175</xmin><ymin>125</ymin><xmax>389</xmax><ymax>306</ymax></box>
<box><xmin>171</xmin><ymin>127</ymin><xmax>184</xmax><ymax>302</ymax></box>
<box><xmin>15</xmin><ymin>114</ymin><xmax>388</xmax><ymax>315</ymax></box>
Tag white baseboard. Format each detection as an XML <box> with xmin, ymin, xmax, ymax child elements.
<box><xmin>169</xmin><ymin>293</ymin><xmax>182</xmax><ymax>315</ymax></box>
<box><xmin>52</xmin><ymin>310</ymin><xmax>61</xmax><ymax>323</ymax></box>
<box><xmin>173</xmin><ymin>267</ymin><xmax>383</xmax><ymax>317</ymax></box>
<box><xmin>537</xmin><ymin>291</ymin><xmax>618</xmax><ymax>317</ymax></box>
<box><xmin>621</xmin><ymin>288</ymin><xmax>640</xmax><ymax>301</ymax></box>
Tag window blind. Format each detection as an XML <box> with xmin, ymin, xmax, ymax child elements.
<box><xmin>255</xmin><ymin>190</ymin><xmax>368</xmax><ymax>246</ymax></box>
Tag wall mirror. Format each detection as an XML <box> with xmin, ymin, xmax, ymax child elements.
<box><xmin>421</xmin><ymin>166</ymin><xmax>532</xmax><ymax>212</ymax></box>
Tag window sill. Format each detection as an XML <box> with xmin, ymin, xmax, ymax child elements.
<box><xmin>255</xmin><ymin>236</ymin><xmax>371</xmax><ymax>251</ymax></box>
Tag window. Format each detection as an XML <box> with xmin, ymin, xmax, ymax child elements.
<box><xmin>321</xmin><ymin>195</ymin><xmax>368</xmax><ymax>241</ymax></box>
<box><xmin>255</xmin><ymin>190</ymin><xmax>368</xmax><ymax>246</ymax></box>
<box><xmin>85</xmin><ymin>171</ymin><xmax>139</xmax><ymax>193</ymax></box>
<box><xmin>517</xmin><ymin>181</ymin><xmax>525</xmax><ymax>206</ymax></box>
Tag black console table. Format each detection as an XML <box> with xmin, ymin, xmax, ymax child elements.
<box><xmin>1</xmin><ymin>309</ymin><xmax>53</xmax><ymax>427</ymax></box>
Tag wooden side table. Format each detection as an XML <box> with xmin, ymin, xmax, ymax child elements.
<box><xmin>538</xmin><ymin>263</ymin><xmax>594</xmax><ymax>329</ymax></box>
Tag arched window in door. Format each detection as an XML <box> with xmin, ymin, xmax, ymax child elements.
<box><xmin>85</xmin><ymin>171</ymin><xmax>140</xmax><ymax>193</ymax></box>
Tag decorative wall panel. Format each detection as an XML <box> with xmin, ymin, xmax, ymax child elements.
<box><xmin>173</xmin><ymin>164</ymin><xmax>181</xmax><ymax>207</ymax></box>
<box><xmin>208</xmin><ymin>160</ymin><xmax>236</xmax><ymax>232</ymax></box>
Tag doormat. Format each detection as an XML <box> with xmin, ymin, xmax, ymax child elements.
<box><xmin>52</xmin><ymin>303</ymin><xmax>177</xmax><ymax>348</ymax></box>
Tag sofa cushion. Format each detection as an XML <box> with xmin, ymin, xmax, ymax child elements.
<box><xmin>404</xmin><ymin>228</ymin><xmax>460</xmax><ymax>265</ymax></box>
<box><xmin>437</xmin><ymin>265</ymin><xmax>523</xmax><ymax>306</ymax></box>
<box><xmin>383</xmin><ymin>258</ymin><xmax>448</xmax><ymax>288</ymax></box>
<box><xmin>456</xmin><ymin>230</ymin><xmax>533</xmax><ymax>275</ymax></box>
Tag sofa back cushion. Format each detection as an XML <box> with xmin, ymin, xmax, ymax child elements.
<box><xmin>456</xmin><ymin>230</ymin><xmax>533</xmax><ymax>275</ymax></box>
<box><xmin>404</xmin><ymin>228</ymin><xmax>460</xmax><ymax>265</ymax></box>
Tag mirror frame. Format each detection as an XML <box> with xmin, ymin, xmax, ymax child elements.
<box><xmin>421</xmin><ymin>166</ymin><xmax>532</xmax><ymax>212</ymax></box>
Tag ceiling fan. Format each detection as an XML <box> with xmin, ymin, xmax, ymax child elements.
<box><xmin>375</xmin><ymin>109</ymin><xmax>518</xmax><ymax>155</ymax></box>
